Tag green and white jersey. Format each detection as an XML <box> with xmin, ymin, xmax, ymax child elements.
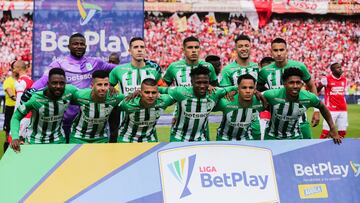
<box><xmin>220</xmin><ymin>61</ymin><xmax>259</xmax><ymax>87</ymax></box>
<box><xmin>213</xmin><ymin>95</ymin><xmax>264</xmax><ymax>141</ymax></box>
<box><xmin>163</xmin><ymin>59</ymin><xmax>217</xmax><ymax>86</ymax></box>
<box><xmin>118</xmin><ymin>94</ymin><xmax>175</xmax><ymax>143</ymax></box>
<box><xmin>70</xmin><ymin>89</ymin><xmax>125</xmax><ymax>143</ymax></box>
<box><xmin>164</xmin><ymin>86</ymin><xmax>236</xmax><ymax>142</ymax></box>
<box><xmin>263</xmin><ymin>88</ymin><xmax>320</xmax><ymax>139</ymax></box>
<box><xmin>258</xmin><ymin>60</ymin><xmax>311</xmax><ymax>89</ymax></box>
<box><xmin>10</xmin><ymin>85</ymin><xmax>77</xmax><ymax>144</ymax></box>
<box><xmin>109</xmin><ymin>63</ymin><xmax>161</xmax><ymax>95</ymax></box>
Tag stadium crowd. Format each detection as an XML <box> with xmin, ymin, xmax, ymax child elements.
<box><xmin>0</xmin><ymin>12</ymin><xmax>32</xmax><ymax>79</ymax></box>
<box><xmin>144</xmin><ymin>13</ymin><xmax>360</xmax><ymax>87</ymax></box>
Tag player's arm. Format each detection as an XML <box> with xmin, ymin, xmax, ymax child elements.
<box><xmin>219</xmin><ymin>66</ymin><xmax>231</xmax><ymax>87</ymax></box>
<box><xmin>99</xmin><ymin>60</ymin><xmax>117</xmax><ymax>71</ymax></box>
<box><xmin>251</xmin><ymin>116</ymin><xmax>261</xmax><ymax>140</ymax></box>
<box><xmin>316</xmin><ymin>77</ymin><xmax>327</xmax><ymax>94</ymax></box>
<box><xmin>208</xmin><ymin>64</ymin><xmax>219</xmax><ymax>86</ymax></box>
<box><xmin>162</xmin><ymin>64</ymin><xmax>174</xmax><ymax>86</ymax></box>
<box><xmin>317</xmin><ymin>101</ymin><xmax>341</xmax><ymax>144</ymax></box>
<box><xmin>109</xmin><ymin>68</ymin><xmax>119</xmax><ymax>87</ymax></box>
<box><xmin>305</xmin><ymin>77</ymin><xmax>320</xmax><ymax>127</ymax></box>
<box><xmin>256</xmin><ymin>70</ymin><xmax>268</xmax><ymax>92</ymax></box>
<box><xmin>32</xmin><ymin>61</ymin><xmax>61</xmax><ymax>89</ymax></box>
<box><xmin>10</xmin><ymin>102</ymin><xmax>33</xmax><ymax>152</ymax></box>
<box><xmin>160</xmin><ymin>94</ymin><xmax>176</xmax><ymax>109</ymax></box>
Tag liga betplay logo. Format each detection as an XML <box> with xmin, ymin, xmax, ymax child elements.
<box><xmin>167</xmin><ymin>155</ymin><xmax>196</xmax><ymax>198</ymax></box>
<box><xmin>77</xmin><ymin>0</ymin><xmax>102</xmax><ymax>25</ymax></box>
<box><xmin>158</xmin><ymin>145</ymin><xmax>280</xmax><ymax>203</ymax></box>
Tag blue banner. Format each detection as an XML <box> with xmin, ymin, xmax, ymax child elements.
<box><xmin>1</xmin><ymin>139</ymin><xmax>359</xmax><ymax>202</ymax></box>
<box><xmin>32</xmin><ymin>0</ymin><xmax>144</xmax><ymax>80</ymax></box>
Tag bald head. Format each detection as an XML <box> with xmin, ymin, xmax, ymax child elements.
<box><xmin>12</xmin><ymin>60</ymin><xmax>27</xmax><ymax>76</ymax></box>
<box><xmin>14</xmin><ymin>60</ymin><xmax>26</xmax><ymax>70</ymax></box>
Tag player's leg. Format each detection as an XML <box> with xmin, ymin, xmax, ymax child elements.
<box><xmin>337</xmin><ymin>111</ymin><xmax>348</xmax><ymax>138</ymax></box>
<box><xmin>3</xmin><ymin>106</ymin><xmax>15</xmax><ymax>152</ymax></box>
<box><xmin>300</xmin><ymin>113</ymin><xmax>312</xmax><ymax>139</ymax></box>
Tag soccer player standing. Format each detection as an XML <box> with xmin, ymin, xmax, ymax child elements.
<box><xmin>220</xmin><ymin>34</ymin><xmax>259</xmax><ymax>86</ymax></box>
<box><xmin>161</xmin><ymin>65</ymin><xmax>236</xmax><ymax>142</ymax></box>
<box><xmin>263</xmin><ymin>68</ymin><xmax>341</xmax><ymax>144</ymax></box>
<box><xmin>214</xmin><ymin>74</ymin><xmax>264</xmax><ymax>141</ymax></box>
<box><xmin>117</xmin><ymin>78</ymin><xmax>174</xmax><ymax>143</ymax></box>
<box><xmin>70</xmin><ymin>70</ymin><xmax>125</xmax><ymax>143</ymax></box>
<box><xmin>162</xmin><ymin>36</ymin><xmax>218</xmax><ymax>87</ymax></box>
<box><xmin>10</xmin><ymin>68</ymin><xmax>77</xmax><ymax>152</ymax></box>
<box><xmin>317</xmin><ymin>62</ymin><xmax>348</xmax><ymax>138</ymax></box>
<box><xmin>257</xmin><ymin>38</ymin><xmax>320</xmax><ymax>139</ymax></box>
<box><xmin>109</xmin><ymin>37</ymin><xmax>162</xmax><ymax>95</ymax></box>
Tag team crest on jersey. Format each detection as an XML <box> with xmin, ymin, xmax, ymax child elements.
<box><xmin>85</xmin><ymin>63</ymin><xmax>93</xmax><ymax>71</ymax></box>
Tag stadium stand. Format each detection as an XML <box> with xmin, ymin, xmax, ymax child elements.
<box><xmin>144</xmin><ymin>13</ymin><xmax>359</xmax><ymax>88</ymax></box>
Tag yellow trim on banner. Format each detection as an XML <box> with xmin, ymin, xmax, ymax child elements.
<box><xmin>24</xmin><ymin>143</ymin><xmax>158</xmax><ymax>203</ymax></box>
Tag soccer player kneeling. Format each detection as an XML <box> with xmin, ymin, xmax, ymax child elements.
<box><xmin>263</xmin><ymin>67</ymin><xmax>341</xmax><ymax>144</ymax></box>
<box><xmin>10</xmin><ymin>68</ymin><xmax>77</xmax><ymax>152</ymax></box>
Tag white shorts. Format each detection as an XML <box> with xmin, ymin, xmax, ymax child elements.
<box><xmin>322</xmin><ymin>111</ymin><xmax>348</xmax><ymax>131</ymax></box>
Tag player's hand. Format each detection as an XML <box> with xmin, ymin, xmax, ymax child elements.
<box><xmin>172</xmin><ymin>117</ymin><xmax>177</xmax><ymax>126</ymax></box>
<box><xmin>329</xmin><ymin>130</ymin><xmax>342</xmax><ymax>145</ymax></box>
<box><xmin>109</xmin><ymin>86</ymin><xmax>119</xmax><ymax>96</ymax></box>
<box><xmin>311</xmin><ymin>111</ymin><xmax>320</xmax><ymax>127</ymax></box>
<box><xmin>255</xmin><ymin>91</ymin><xmax>268</xmax><ymax>109</ymax></box>
<box><xmin>208</xmin><ymin>85</ymin><xmax>216</xmax><ymax>95</ymax></box>
<box><xmin>224</xmin><ymin>90</ymin><xmax>236</xmax><ymax>101</ymax></box>
<box><xmin>20</xmin><ymin>88</ymin><xmax>36</xmax><ymax>104</ymax></box>
<box><xmin>126</xmin><ymin>90</ymin><xmax>141</xmax><ymax>101</ymax></box>
<box><xmin>11</xmin><ymin>139</ymin><xmax>21</xmax><ymax>153</ymax></box>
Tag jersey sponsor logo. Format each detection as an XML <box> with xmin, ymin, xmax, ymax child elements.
<box><xmin>84</xmin><ymin>116</ymin><xmax>108</xmax><ymax>125</ymax></box>
<box><xmin>125</xmin><ymin>86</ymin><xmax>140</xmax><ymax>93</ymax></box>
<box><xmin>181</xmin><ymin>92</ymin><xmax>194</xmax><ymax>97</ymax></box>
<box><xmin>184</xmin><ymin>111</ymin><xmax>210</xmax><ymax>119</ymax></box>
<box><xmin>330</xmin><ymin>86</ymin><xmax>345</xmax><ymax>95</ymax></box>
<box><xmin>298</xmin><ymin>184</ymin><xmax>328</xmax><ymax>199</ymax></box>
<box><xmin>299</xmin><ymin>100</ymin><xmax>310</xmax><ymax>104</ymax></box>
<box><xmin>133</xmin><ymin>120</ymin><xmax>156</xmax><ymax>127</ymax></box>
<box><xmin>228</xmin><ymin>121</ymin><xmax>251</xmax><ymax>128</ymax></box>
<box><xmin>41</xmin><ymin>115</ymin><xmax>63</xmax><ymax>122</ymax></box>
<box><xmin>178</xmin><ymin>83</ymin><xmax>192</xmax><ymax>87</ymax></box>
<box><xmin>159</xmin><ymin>145</ymin><xmax>279</xmax><ymax>202</ymax></box>
<box><xmin>227</xmin><ymin>105</ymin><xmax>239</xmax><ymax>109</ymax></box>
<box><xmin>66</xmin><ymin>73</ymin><xmax>92</xmax><ymax>82</ymax></box>
<box><xmin>274</xmin><ymin>113</ymin><xmax>303</xmax><ymax>121</ymax></box>
<box><xmin>274</xmin><ymin>98</ymin><xmax>285</xmax><ymax>102</ymax></box>
<box><xmin>77</xmin><ymin>0</ymin><xmax>102</xmax><ymax>26</ymax></box>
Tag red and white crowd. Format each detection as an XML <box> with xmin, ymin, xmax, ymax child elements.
<box><xmin>144</xmin><ymin>14</ymin><xmax>359</xmax><ymax>87</ymax></box>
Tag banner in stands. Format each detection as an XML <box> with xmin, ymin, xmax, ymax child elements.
<box><xmin>32</xmin><ymin>0</ymin><xmax>144</xmax><ymax>80</ymax></box>
<box><xmin>0</xmin><ymin>1</ymin><xmax>33</xmax><ymax>10</ymax></box>
<box><xmin>145</xmin><ymin>0</ymin><xmax>360</xmax><ymax>15</ymax></box>
<box><xmin>0</xmin><ymin>139</ymin><xmax>359</xmax><ymax>203</ymax></box>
